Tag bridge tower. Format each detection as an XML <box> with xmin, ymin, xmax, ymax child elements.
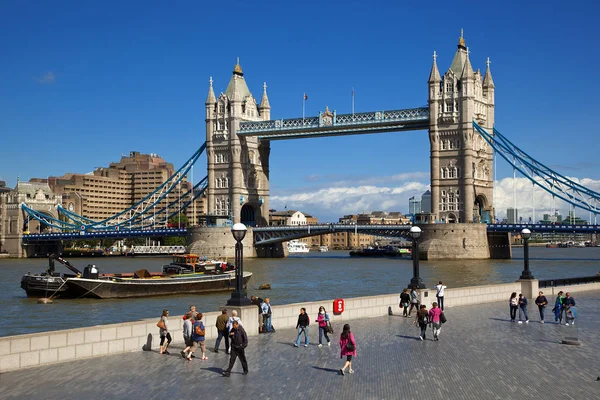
<box><xmin>205</xmin><ymin>61</ymin><xmax>271</xmax><ymax>226</ymax></box>
<box><xmin>428</xmin><ymin>31</ymin><xmax>495</xmax><ymax>223</ymax></box>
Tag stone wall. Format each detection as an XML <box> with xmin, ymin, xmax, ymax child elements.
<box><xmin>186</xmin><ymin>226</ymin><xmax>257</xmax><ymax>259</ymax></box>
<box><xmin>2</xmin><ymin>281</ymin><xmax>598</xmax><ymax>373</ymax></box>
<box><xmin>419</xmin><ymin>223</ymin><xmax>490</xmax><ymax>260</ymax></box>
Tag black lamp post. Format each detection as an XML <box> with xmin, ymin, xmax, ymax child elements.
<box><xmin>519</xmin><ymin>228</ymin><xmax>534</xmax><ymax>280</ymax></box>
<box><xmin>408</xmin><ymin>226</ymin><xmax>426</xmax><ymax>289</ymax></box>
<box><xmin>227</xmin><ymin>223</ymin><xmax>252</xmax><ymax>306</ymax></box>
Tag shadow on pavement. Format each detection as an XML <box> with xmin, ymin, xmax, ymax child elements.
<box><xmin>489</xmin><ymin>317</ymin><xmax>513</xmax><ymax>323</ymax></box>
<box><xmin>202</xmin><ymin>367</ymin><xmax>226</xmax><ymax>375</ymax></box>
<box><xmin>396</xmin><ymin>334</ymin><xmax>421</xmax><ymax>341</ymax></box>
<box><xmin>311</xmin><ymin>366</ymin><xmax>340</xmax><ymax>373</ymax></box>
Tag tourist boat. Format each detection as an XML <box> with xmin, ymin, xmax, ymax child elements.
<box><xmin>287</xmin><ymin>240</ymin><xmax>310</xmax><ymax>253</ymax></box>
<box><xmin>319</xmin><ymin>245</ymin><xmax>329</xmax><ymax>252</ymax></box>
<box><xmin>349</xmin><ymin>246</ymin><xmax>412</xmax><ymax>258</ymax></box>
<box><xmin>21</xmin><ymin>254</ymin><xmax>249</xmax><ymax>299</ymax></box>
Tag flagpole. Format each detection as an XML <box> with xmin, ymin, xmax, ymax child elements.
<box><xmin>302</xmin><ymin>93</ymin><xmax>305</xmax><ymax>121</ymax></box>
<box><xmin>352</xmin><ymin>87</ymin><xmax>355</xmax><ymax>118</ymax></box>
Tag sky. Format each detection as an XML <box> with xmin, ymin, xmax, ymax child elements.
<box><xmin>2</xmin><ymin>0</ymin><xmax>600</xmax><ymax>223</ymax></box>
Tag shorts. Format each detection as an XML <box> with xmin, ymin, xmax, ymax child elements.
<box><xmin>191</xmin><ymin>340</ymin><xmax>206</xmax><ymax>353</ymax></box>
<box><xmin>184</xmin><ymin>337</ymin><xmax>193</xmax><ymax>347</ymax></box>
<box><xmin>346</xmin><ymin>355</ymin><xmax>353</xmax><ymax>361</ymax></box>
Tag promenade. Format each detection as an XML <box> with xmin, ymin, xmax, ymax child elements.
<box><xmin>1</xmin><ymin>291</ymin><xmax>599</xmax><ymax>400</ymax></box>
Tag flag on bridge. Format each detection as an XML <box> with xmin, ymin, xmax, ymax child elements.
<box><xmin>304</xmin><ymin>93</ymin><xmax>308</xmax><ymax>100</ymax></box>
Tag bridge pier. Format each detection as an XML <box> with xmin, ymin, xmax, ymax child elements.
<box><xmin>417</xmin><ymin>223</ymin><xmax>491</xmax><ymax>260</ymax></box>
<box><xmin>255</xmin><ymin>243</ymin><xmax>286</xmax><ymax>258</ymax></box>
<box><xmin>487</xmin><ymin>231</ymin><xmax>512</xmax><ymax>259</ymax></box>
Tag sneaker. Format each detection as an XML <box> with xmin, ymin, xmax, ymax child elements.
<box><xmin>186</xmin><ymin>355</ymin><xmax>192</xmax><ymax>361</ymax></box>
<box><xmin>339</xmin><ymin>369</ymin><xmax>345</xmax><ymax>376</ymax></box>
<box><xmin>571</xmin><ymin>321</ymin><xmax>575</xmax><ymax>325</ymax></box>
<box><xmin>327</xmin><ymin>341</ymin><xmax>331</xmax><ymax>347</ymax></box>
<box><xmin>318</xmin><ymin>344</ymin><xmax>323</xmax><ymax>348</ymax></box>
<box><xmin>202</xmin><ymin>356</ymin><xmax>208</xmax><ymax>360</ymax></box>
<box><xmin>540</xmin><ymin>321</ymin><xmax>544</xmax><ymax>324</ymax></box>
<box><xmin>242</xmin><ymin>371</ymin><xmax>248</xmax><ymax>375</ymax></box>
<box><xmin>435</xmin><ymin>337</ymin><xmax>439</xmax><ymax>341</ymax></box>
<box><xmin>294</xmin><ymin>343</ymin><xmax>299</xmax><ymax>347</ymax></box>
<box><xmin>304</xmin><ymin>344</ymin><xmax>308</xmax><ymax>347</ymax></box>
<box><xmin>526</xmin><ymin>320</ymin><xmax>529</xmax><ymax>324</ymax></box>
<box><xmin>221</xmin><ymin>371</ymin><xmax>230</xmax><ymax>377</ymax></box>
<box><xmin>517</xmin><ymin>321</ymin><xmax>523</xmax><ymax>324</ymax></box>
<box><xmin>419</xmin><ymin>336</ymin><xmax>423</xmax><ymax>341</ymax></box>
<box><xmin>349</xmin><ymin>369</ymin><xmax>355</xmax><ymax>374</ymax></box>
<box><xmin>565</xmin><ymin>323</ymin><xmax>569</xmax><ymax>326</ymax></box>
<box><xmin>214</xmin><ymin>349</ymin><xmax>219</xmax><ymax>354</ymax></box>
<box><xmin>164</xmin><ymin>351</ymin><xmax>170</xmax><ymax>355</ymax></box>
<box><xmin>180</xmin><ymin>351</ymin><xmax>186</xmax><ymax>359</ymax></box>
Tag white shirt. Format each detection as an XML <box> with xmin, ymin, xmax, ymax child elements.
<box><xmin>436</xmin><ymin>284</ymin><xmax>447</xmax><ymax>297</ymax></box>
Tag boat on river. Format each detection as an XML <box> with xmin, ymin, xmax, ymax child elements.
<box><xmin>287</xmin><ymin>240</ymin><xmax>310</xmax><ymax>253</ymax></box>
<box><xmin>349</xmin><ymin>246</ymin><xmax>411</xmax><ymax>258</ymax></box>
<box><xmin>21</xmin><ymin>254</ymin><xmax>250</xmax><ymax>299</ymax></box>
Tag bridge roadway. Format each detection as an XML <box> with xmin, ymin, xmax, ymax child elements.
<box><xmin>21</xmin><ymin>223</ymin><xmax>600</xmax><ymax>244</ymax></box>
<box><xmin>1</xmin><ymin>291</ymin><xmax>598</xmax><ymax>399</ymax></box>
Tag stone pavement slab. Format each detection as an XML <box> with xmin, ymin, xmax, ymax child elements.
<box><xmin>1</xmin><ymin>291</ymin><xmax>599</xmax><ymax>400</ymax></box>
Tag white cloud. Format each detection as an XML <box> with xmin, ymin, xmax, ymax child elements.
<box><xmin>271</xmin><ymin>174</ymin><xmax>600</xmax><ymax>224</ymax></box>
<box><xmin>35</xmin><ymin>71</ymin><xmax>56</xmax><ymax>84</ymax></box>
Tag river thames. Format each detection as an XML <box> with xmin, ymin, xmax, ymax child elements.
<box><xmin>2</xmin><ymin>247</ymin><xmax>599</xmax><ymax>337</ymax></box>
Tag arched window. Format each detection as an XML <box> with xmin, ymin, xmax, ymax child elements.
<box><xmin>441</xmin><ymin>168</ymin><xmax>446</xmax><ymax>179</ymax></box>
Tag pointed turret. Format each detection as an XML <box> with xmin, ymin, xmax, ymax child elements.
<box><xmin>483</xmin><ymin>57</ymin><xmax>495</xmax><ymax>88</ymax></box>
<box><xmin>259</xmin><ymin>82</ymin><xmax>271</xmax><ymax>109</ymax></box>
<box><xmin>462</xmin><ymin>48</ymin><xmax>474</xmax><ymax>80</ymax></box>
<box><xmin>449</xmin><ymin>29</ymin><xmax>469</xmax><ymax>79</ymax></box>
<box><xmin>428</xmin><ymin>51</ymin><xmax>441</xmax><ymax>83</ymax></box>
<box><xmin>225</xmin><ymin>58</ymin><xmax>252</xmax><ymax>101</ymax></box>
<box><xmin>206</xmin><ymin>76</ymin><xmax>216</xmax><ymax>104</ymax></box>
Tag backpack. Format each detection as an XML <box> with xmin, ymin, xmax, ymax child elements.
<box><xmin>195</xmin><ymin>321</ymin><xmax>205</xmax><ymax>336</ymax></box>
<box><xmin>418</xmin><ymin>312</ymin><xmax>428</xmax><ymax>324</ymax></box>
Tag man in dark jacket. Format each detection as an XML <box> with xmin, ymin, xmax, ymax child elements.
<box><xmin>251</xmin><ymin>295</ymin><xmax>264</xmax><ymax>332</ymax></box>
<box><xmin>222</xmin><ymin>320</ymin><xmax>248</xmax><ymax>377</ymax></box>
<box><xmin>214</xmin><ymin>309</ymin><xmax>229</xmax><ymax>354</ymax></box>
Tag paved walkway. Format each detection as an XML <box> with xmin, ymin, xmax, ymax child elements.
<box><xmin>2</xmin><ymin>291</ymin><xmax>599</xmax><ymax>400</ymax></box>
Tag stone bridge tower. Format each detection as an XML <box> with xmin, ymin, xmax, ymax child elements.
<box><xmin>428</xmin><ymin>32</ymin><xmax>495</xmax><ymax>223</ymax></box>
<box><xmin>205</xmin><ymin>61</ymin><xmax>271</xmax><ymax>226</ymax></box>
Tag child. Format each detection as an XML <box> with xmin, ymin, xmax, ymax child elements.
<box><xmin>564</xmin><ymin>306</ymin><xmax>575</xmax><ymax>326</ymax></box>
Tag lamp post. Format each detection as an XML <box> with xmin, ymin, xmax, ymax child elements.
<box><xmin>519</xmin><ymin>228</ymin><xmax>534</xmax><ymax>280</ymax></box>
<box><xmin>227</xmin><ymin>223</ymin><xmax>252</xmax><ymax>306</ymax></box>
<box><xmin>408</xmin><ymin>226</ymin><xmax>425</xmax><ymax>289</ymax></box>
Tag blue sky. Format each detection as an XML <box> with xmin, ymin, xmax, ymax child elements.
<box><xmin>2</xmin><ymin>0</ymin><xmax>599</xmax><ymax>223</ymax></box>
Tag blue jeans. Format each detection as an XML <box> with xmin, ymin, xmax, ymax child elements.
<box><xmin>437</xmin><ymin>296</ymin><xmax>444</xmax><ymax>311</ymax></box>
<box><xmin>519</xmin><ymin>306</ymin><xmax>529</xmax><ymax>321</ymax></box>
<box><xmin>295</xmin><ymin>326</ymin><xmax>309</xmax><ymax>346</ymax></box>
<box><xmin>318</xmin><ymin>326</ymin><xmax>330</xmax><ymax>344</ymax></box>
<box><xmin>538</xmin><ymin>305</ymin><xmax>545</xmax><ymax>321</ymax></box>
<box><xmin>214</xmin><ymin>329</ymin><xmax>229</xmax><ymax>352</ymax></box>
<box><xmin>554</xmin><ymin>305</ymin><xmax>562</xmax><ymax>322</ymax></box>
<box><xmin>263</xmin><ymin>315</ymin><xmax>273</xmax><ymax>331</ymax></box>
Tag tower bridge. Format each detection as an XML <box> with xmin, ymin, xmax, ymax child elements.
<box><xmin>8</xmin><ymin>31</ymin><xmax>600</xmax><ymax>258</ymax></box>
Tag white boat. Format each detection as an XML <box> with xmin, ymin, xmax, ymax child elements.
<box><xmin>319</xmin><ymin>245</ymin><xmax>329</xmax><ymax>252</ymax></box>
<box><xmin>287</xmin><ymin>240</ymin><xmax>310</xmax><ymax>253</ymax></box>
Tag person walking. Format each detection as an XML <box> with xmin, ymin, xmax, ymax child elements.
<box><xmin>339</xmin><ymin>324</ymin><xmax>356</xmax><ymax>376</ymax></box>
<box><xmin>226</xmin><ymin>310</ymin><xmax>243</xmax><ymax>354</ymax></box>
<box><xmin>158</xmin><ymin>309</ymin><xmax>171</xmax><ymax>355</ymax></box>
<box><xmin>294</xmin><ymin>307</ymin><xmax>310</xmax><ymax>347</ymax></box>
<box><xmin>251</xmin><ymin>295</ymin><xmax>264</xmax><ymax>332</ymax></box>
<box><xmin>399</xmin><ymin>289</ymin><xmax>410</xmax><ymax>317</ymax></box>
<box><xmin>261</xmin><ymin>298</ymin><xmax>274</xmax><ymax>332</ymax></box>
<box><xmin>553</xmin><ymin>291</ymin><xmax>565</xmax><ymax>323</ymax></box>
<box><xmin>408</xmin><ymin>287</ymin><xmax>420</xmax><ymax>317</ymax></box>
<box><xmin>316</xmin><ymin>306</ymin><xmax>331</xmax><ymax>347</ymax></box>
<box><xmin>414</xmin><ymin>304</ymin><xmax>429</xmax><ymax>340</ymax></box>
<box><xmin>518</xmin><ymin>294</ymin><xmax>529</xmax><ymax>324</ymax></box>
<box><xmin>509</xmin><ymin>292</ymin><xmax>518</xmax><ymax>322</ymax></box>
<box><xmin>181</xmin><ymin>313</ymin><xmax>194</xmax><ymax>358</ymax></box>
<box><xmin>435</xmin><ymin>281</ymin><xmax>447</xmax><ymax>311</ymax></box>
<box><xmin>221</xmin><ymin>320</ymin><xmax>248</xmax><ymax>377</ymax></box>
<box><xmin>428</xmin><ymin>302</ymin><xmax>443</xmax><ymax>341</ymax></box>
<box><xmin>535</xmin><ymin>291</ymin><xmax>548</xmax><ymax>324</ymax></box>
<box><xmin>214</xmin><ymin>309</ymin><xmax>229</xmax><ymax>354</ymax></box>
<box><xmin>188</xmin><ymin>313</ymin><xmax>207</xmax><ymax>361</ymax></box>
<box><xmin>563</xmin><ymin>292</ymin><xmax>576</xmax><ymax>325</ymax></box>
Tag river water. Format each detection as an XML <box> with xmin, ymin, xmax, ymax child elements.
<box><xmin>2</xmin><ymin>248</ymin><xmax>599</xmax><ymax>337</ymax></box>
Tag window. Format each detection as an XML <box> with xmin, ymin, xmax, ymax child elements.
<box><xmin>449</xmin><ymin>167</ymin><xmax>455</xmax><ymax>178</ymax></box>
<box><xmin>441</xmin><ymin>168</ymin><xmax>446</xmax><ymax>179</ymax></box>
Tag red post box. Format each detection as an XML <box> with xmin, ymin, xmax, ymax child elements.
<box><xmin>333</xmin><ymin>298</ymin><xmax>345</xmax><ymax>315</ymax></box>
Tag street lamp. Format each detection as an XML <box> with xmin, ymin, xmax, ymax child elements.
<box><xmin>519</xmin><ymin>228</ymin><xmax>534</xmax><ymax>279</ymax></box>
<box><xmin>227</xmin><ymin>223</ymin><xmax>252</xmax><ymax>306</ymax></box>
<box><xmin>408</xmin><ymin>226</ymin><xmax>425</xmax><ymax>289</ymax></box>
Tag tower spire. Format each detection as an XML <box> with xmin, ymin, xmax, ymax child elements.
<box><xmin>483</xmin><ymin>57</ymin><xmax>495</xmax><ymax>88</ymax></box>
<box><xmin>206</xmin><ymin>76</ymin><xmax>216</xmax><ymax>104</ymax></box>
<box><xmin>428</xmin><ymin>51</ymin><xmax>441</xmax><ymax>83</ymax></box>
<box><xmin>458</xmin><ymin>28</ymin><xmax>466</xmax><ymax>49</ymax></box>
<box><xmin>462</xmin><ymin>47</ymin><xmax>474</xmax><ymax>79</ymax></box>
<box><xmin>233</xmin><ymin>57</ymin><xmax>243</xmax><ymax>76</ymax></box>
<box><xmin>259</xmin><ymin>81</ymin><xmax>271</xmax><ymax>109</ymax></box>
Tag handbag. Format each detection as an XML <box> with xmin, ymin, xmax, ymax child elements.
<box><xmin>440</xmin><ymin>312</ymin><xmax>447</xmax><ymax>324</ymax></box>
<box><xmin>326</xmin><ymin>321</ymin><xmax>334</xmax><ymax>334</ymax></box>
<box><xmin>345</xmin><ymin>340</ymin><xmax>355</xmax><ymax>352</ymax></box>
<box><xmin>157</xmin><ymin>319</ymin><xmax>166</xmax><ymax>330</ymax></box>
<box><xmin>399</xmin><ymin>303</ymin><xmax>404</xmax><ymax>309</ymax></box>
